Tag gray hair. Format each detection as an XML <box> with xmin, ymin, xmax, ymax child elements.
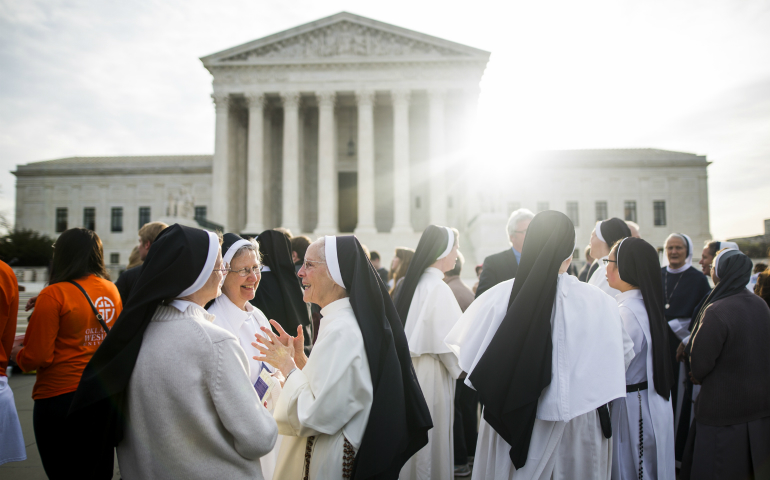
<box><xmin>506</xmin><ymin>208</ymin><xmax>535</xmax><ymax>238</ymax></box>
<box><xmin>310</xmin><ymin>237</ymin><xmax>333</xmax><ymax>281</ymax></box>
<box><xmin>231</xmin><ymin>237</ymin><xmax>261</xmax><ymax>265</ymax></box>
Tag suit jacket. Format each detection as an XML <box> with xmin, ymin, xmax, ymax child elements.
<box><xmin>475</xmin><ymin>248</ymin><xmax>519</xmax><ymax>298</ymax></box>
<box><xmin>115</xmin><ymin>264</ymin><xmax>143</xmax><ymax>304</ymax></box>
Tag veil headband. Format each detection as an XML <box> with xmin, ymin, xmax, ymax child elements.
<box><xmin>713</xmin><ymin>248</ymin><xmax>739</xmax><ymax>280</ymax></box>
<box><xmin>595</xmin><ymin>221</ymin><xmax>605</xmax><ymax>244</ymax></box>
<box><xmin>179</xmin><ymin>231</ymin><xmax>219</xmax><ymax>298</ymax></box>
<box><xmin>436</xmin><ymin>227</ymin><xmax>455</xmax><ymax>260</ymax></box>
<box><xmin>223</xmin><ymin>239</ymin><xmax>251</xmax><ymax>266</ymax></box>
<box><xmin>325</xmin><ymin>236</ymin><xmax>346</xmax><ymax>290</ymax></box>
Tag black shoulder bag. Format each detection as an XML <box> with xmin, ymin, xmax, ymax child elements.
<box><xmin>68</xmin><ymin>280</ymin><xmax>111</xmax><ymax>334</ymax></box>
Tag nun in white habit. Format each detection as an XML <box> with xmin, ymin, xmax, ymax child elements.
<box><xmin>207</xmin><ymin>233</ymin><xmax>286</xmax><ymax>479</ymax></box>
<box><xmin>587</xmin><ymin>218</ymin><xmax>633</xmax><ymax>297</ymax></box>
<box><xmin>445</xmin><ymin>211</ymin><xmax>631</xmax><ymax>480</ymax></box>
<box><xmin>254</xmin><ymin>235</ymin><xmax>432</xmax><ymax>479</ymax></box>
<box><xmin>394</xmin><ymin>225</ymin><xmax>464</xmax><ymax>480</ymax></box>
<box><xmin>606</xmin><ymin>238</ymin><xmax>675</xmax><ymax>480</ymax></box>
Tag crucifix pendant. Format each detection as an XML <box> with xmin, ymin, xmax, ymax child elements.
<box><xmin>665</xmin><ymin>304</ymin><xmax>670</xmax><ymax>309</ymax></box>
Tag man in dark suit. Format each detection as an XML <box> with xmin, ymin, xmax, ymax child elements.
<box><xmin>475</xmin><ymin>208</ymin><xmax>534</xmax><ymax>298</ymax></box>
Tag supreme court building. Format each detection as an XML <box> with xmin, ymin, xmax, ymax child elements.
<box><xmin>13</xmin><ymin>12</ymin><xmax>712</xmax><ymax>272</ymax></box>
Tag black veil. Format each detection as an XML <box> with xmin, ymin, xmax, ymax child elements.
<box><xmin>468</xmin><ymin>211</ymin><xmax>575</xmax><ymax>468</ymax></box>
<box><xmin>331</xmin><ymin>236</ymin><xmax>432</xmax><ymax>479</ymax></box>
<box><xmin>616</xmin><ymin>237</ymin><xmax>675</xmax><ymax>399</ymax></box>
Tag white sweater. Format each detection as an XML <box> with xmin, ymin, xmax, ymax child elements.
<box><xmin>117</xmin><ymin>303</ymin><xmax>278</xmax><ymax>480</ymax></box>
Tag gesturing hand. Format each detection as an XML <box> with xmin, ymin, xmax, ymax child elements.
<box><xmin>264</xmin><ymin>320</ymin><xmax>308</xmax><ymax>370</ymax></box>
<box><xmin>253</xmin><ymin>326</ymin><xmax>296</xmax><ymax>377</ymax></box>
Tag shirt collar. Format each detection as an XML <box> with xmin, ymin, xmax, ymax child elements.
<box><xmin>169</xmin><ymin>299</ymin><xmax>210</xmax><ymax>318</ymax></box>
<box><xmin>215</xmin><ymin>294</ymin><xmax>254</xmax><ymax>332</ymax></box>
<box><xmin>320</xmin><ymin>297</ymin><xmax>352</xmax><ymax>318</ymax></box>
<box><xmin>615</xmin><ymin>288</ymin><xmax>643</xmax><ymax>303</ymax></box>
<box><xmin>511</xmin><ymin>246</ymin><xmax>522</xmax><ymax>263</ymax></box>
<box><xmin>424</xmin><ymin>267</ymin><xmax>444</xmax><ymax>278</ymax></box>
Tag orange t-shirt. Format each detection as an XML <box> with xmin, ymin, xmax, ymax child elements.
<box><xmin>16</xmin><ymin>275</ymin><xmax>122</xmax><ymax>400</ymax></box>
<box><xmin>0</xmin><ymin>260</ymin><xmax>19</xmax><ymax>377</ymax></box>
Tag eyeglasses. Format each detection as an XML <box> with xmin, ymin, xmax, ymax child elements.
<box><xmin>213</xmin><ymin>262</ymin><xmax>230</xmax><ymax>275</ymax></box>
<box><xmin>514</xmin><ymin>229</ymin><xmax>528</xmax><ymax>235</ymax></box>
<box><xmin>228</xmin><ymin>266</ymin><xmax>262</xmax><ymax>277</ymax></box>
<box><xmin>602</xmin><ymin>258</ymin><xmax>617</xmax><ymax>265</ymax></box>
<box><xmin>303</xmin><ymin>259</ymin><xmax>326</xmax><ymax>270</ymax></box>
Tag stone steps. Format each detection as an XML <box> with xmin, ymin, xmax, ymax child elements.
<box><xmin>15</xmin><ymin>292</ymin><xmax>36</xmax><ymax>336</ymax></box>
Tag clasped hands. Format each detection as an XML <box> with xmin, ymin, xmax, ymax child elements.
<box><xmin>252</xmin><ymin>319</ymin><xmax>308</xmax><ymax>378</ymax></box>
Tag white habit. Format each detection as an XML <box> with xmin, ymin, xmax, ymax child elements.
<box><xmin>610</xmin><ymin>290</ymin><xmax>675</xmax><ymax>480</ymax></box>
<box><xmin>401</xmin><ymin>267</ymin><xmax>463</xmax><ymax>480</ymax></box>
<box><xmin>445</xmin><ymin>274</ymin><xmax>630</xmax><ymax>480</ymax></box>
<box><xmin>209</xmin><ymin>294</ymin><xmax>283</xmax><ymax>479</ymax></box>
<box><xmin>588</xmin><ymin>256</ymin><xmax>620</xmax><ymax>297</ymax></box>
<box><xmin>273</xmin><ymin>298</ymin><xmax>373</xmax><ymax>480</ymax></box>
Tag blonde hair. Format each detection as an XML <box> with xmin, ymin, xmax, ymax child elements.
<box><xmin>127</xmin><ymin>246</ymin><xmax>142</xmax><ymax>269</ymax></box>
<box><xmin>138</xmin><ymin>221</ymin><xmax>168</xmax><ymax>245</ymax></box>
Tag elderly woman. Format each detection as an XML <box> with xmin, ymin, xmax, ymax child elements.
<box><xmin>255</xmin><ymin>235</ymin><xmax>431</xmax><ymax>479</ymax></box>
<box><xmin>586</xmin><ymin>217</ymin><xmax>632</xmax><ymax>295</ymax></box>
<box><xmin>681</xmin><ymin>248</ymin><xmax>770</xmax><ymax>479</ymax></box>
<box><xmin>70</xmin><ymin>224</ymin><xmax>278</xmax><ymax>479</ymax></box>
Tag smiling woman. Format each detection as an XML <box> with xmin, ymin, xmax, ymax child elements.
<box><xmin>207</xmin><ymin>233</ymin><xmax>287</xmax><ymax>479</ymax></box>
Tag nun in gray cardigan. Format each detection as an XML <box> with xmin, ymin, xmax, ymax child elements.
<box><xmin>70</xmin><ymin>225</ymin><xmax>278</xmax><ymax>479</ymax></box>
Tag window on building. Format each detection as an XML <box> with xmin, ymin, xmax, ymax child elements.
<box><xmin>110</xmin><ymin>253</ymin><xmax>120</xmax><ymax>265</ymax></box>
<box><xmin>447</xmin><ymin>196</ymin><xmax>453</xmax><ymax>209</ymax></box>
<box><xmin>414</xmin><ymin>197</ymin><xmax>421</xmax><ymax>209</ymax></box>
<box><xmin>194</xmin><ymin>206</ymin><xmax>208</xmax><ymax>221</ymax></box>
<box><xmin>566</xmin><ymin>201</ymin><xmax>579</xmax><ymax>226</ymax></box>
<box><xmin>537</xmin><ymin>201</ymin><xmax>549</xmax><ymax>213</ymax></box>
<box><xmin>83</xmin><ymin>208</ymin><xmax>96</xmax><ymax>231</ymax></box>
<box><xmin>138</xmin><ymin>207</ymin><xmax>151</xmax><ymax>229</ymax></box>
<box><xmin>595</xmin><ymin>201</ymin><xmax>608</xmax><ymax>222</ymax></box>
<box><xmin>111</xmin><ymin>207</ymin><xmax>123</xmax><ymax>233</ymax></box>
<box><xmin>55</xmin><ymin>208</ymin><xmax>68</xmax><ymax>233</ymax></box>
<box><xmin>624</xmin><ymin>201</ymin><xmax>637</xmax><ymax>222</ymax></box>
<box><xmin>654</xmin><ymin>201</ymin><xmax>667</xmax><ymax>226</ymax></box>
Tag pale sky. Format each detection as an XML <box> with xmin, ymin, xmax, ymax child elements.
<box><xmin>1</xmin><ymin>0</ymin><xmax>768</xmax><ymax>239</ymax></box>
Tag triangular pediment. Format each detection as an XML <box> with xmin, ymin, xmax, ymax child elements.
<box><xmin>201</xmin><ymin>12</ymin><xmax>489</xmax><ymax>65</ymax></box>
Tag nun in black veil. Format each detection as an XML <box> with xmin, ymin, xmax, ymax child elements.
<box><xmin>251</xmin><ymin>230</ymin><xmax>311</xmax><ymax>347</ymax></box>
<box><xmin>254</xmin><ymin>235</ymin><xmax>431</xmax><ymax>479</ymax></box>
<box><xmin>394</xmin><ymin>225</ymin><xmax>464</xmax><ymax>480</ymax></box>
<box><xmin>446</xmin><ymin>211</ymin><xmax>630</xmax><ymax>479</ymax></box>
<box><xmin>69</xmin><ymin>224</ymin><xmax>277</xmax><ymax>479</ymax></box>
<box><xmin>606</xmin><ymin>237</ymin><xmax>675</xmax><ymax>480</ymax></box>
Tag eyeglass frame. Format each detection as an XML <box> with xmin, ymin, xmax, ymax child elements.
<box><xmin>227</xmin><ymin>265</ymin><xmax>262</xmax><ymax>277</ymax></box>
<box><xmin>601</xmin><ymin>258</ymin><xmax>617</xmax><ymax>265</ymax></box>
<box><xmin>302</xmin><ymin>259</ymin><xmax>326</xmax><ymax>270</ymax></box>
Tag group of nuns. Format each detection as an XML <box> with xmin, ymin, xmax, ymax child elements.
<box><xmin>58</xmin><ymin>210</ymin><xmax>760</xmax><ymax>480</ymax></box>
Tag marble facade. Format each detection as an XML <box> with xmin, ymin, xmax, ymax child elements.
<box><xmin>12</xmin><ymin>13</ymin><xmax>712</xmax><ymax>273</ymax></box>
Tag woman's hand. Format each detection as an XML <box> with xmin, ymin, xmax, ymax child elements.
<box><xmin>265</xmin><ymin>320</ymin><xmax>308</xmax><ymax>370</ymax></box>
<box><xmin>676</xmin><ymin>342</ymin><xmax>687</xmax><ymax>363</ymax></box>
<box><xmin>253</xmin><ymin>326</ymin><xmax>296</xmax><ymax>377</ymax></box>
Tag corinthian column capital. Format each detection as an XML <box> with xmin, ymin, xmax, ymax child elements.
<box><xmin>355</xmin><ymin>89</ymin><xmax>376</xmax><ymax>107</ymax></box>
<box><xmin>280</xmin><ymin>91</ymin><xmax>301</xmax><ymax>109</ymax></box>
<box><xmin>211</xmin><ymin>93</ymin><xmax>230</xmax><ymax>109</ymax></box>
<box><xmin>391</xmin><ymin>89</ymin><xmax>411</xmax><ymax>106</ymax></box>
<box><xmin>245</xmin><ymin>92</ymin><xmax>266</xmax><ymax>109</ymax></box>
<box><xmin>316</xmin><ymin>91</ymin><xmax>336</xmax><ymax>108</ymax></box>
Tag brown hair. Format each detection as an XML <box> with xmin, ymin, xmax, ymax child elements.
<box><xmin>138</xmin><ymin>221</ymin><xmax>168</xmax><ymax>245</ymax></box>
<box><xmin>290</xmin><ymin>235</ymin><xmax>312</xmax><ymax>263</ymax></box>
<box><xmin>755</xmin><ymin>269</ymin><xmax>770</xmax><ymax>309</ymax></box>
<box><xmin>388</xmin><ymin>247</ymin><xmax>415</xmax><ymax>297</ymax></box>
<box><xmin>127</xmin><ymin>246</ymin><xmax>142</xmax><ymax>269</ymax></box>
<box><xmin>49</xmin><ymin>228</ymin><xmax>109</xmax><ymax>284</ymax></box>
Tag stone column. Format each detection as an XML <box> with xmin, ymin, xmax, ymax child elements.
<box><xmin>391</xmin><ymin>89</ymin><xmax>413</xmax><ymax>234</ymax></box>
<box><xmin>428</xmin><ymin>88</ymin><xmax>447</xmax><ymax>226</ymax></box>
<box><xmin>281</xmin><ymin>92</ymin><xmax>301</xmax><ymax>233</ymax></box>
<box><xmin>243</xmin><ymin>93</ymin><xmax>265</xmax><ymax>234</ymax></box>
<box><xmin>314</xmin><ymin>91</ymin><xmax>338</xmax><ymax>234</ymax></box>
<box><xmin>355</xmin><ymin>89</ymin><xmax>377</xmax><ymax>234</ymax></box>
<box><xmin>211</xmin><ymin>93</ymin><xmax>230</xmax><ymax>230</ymax></box>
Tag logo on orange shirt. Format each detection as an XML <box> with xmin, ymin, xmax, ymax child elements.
<box><xmin>94</xmin><ymin>296</ymin><xmax>117</xmax><ymax>324</ymax></box>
